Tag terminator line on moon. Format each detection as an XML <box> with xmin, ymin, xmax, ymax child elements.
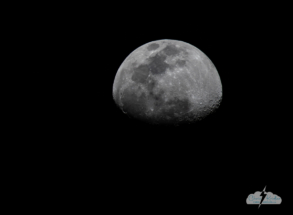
<box><xmin>113</xmin><ymin>39</ymin><xmax>222</xmax><ymax>125</ymax></box>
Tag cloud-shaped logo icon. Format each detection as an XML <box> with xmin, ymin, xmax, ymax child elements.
<box><xmin>246</xmin><ymin>187</ymin><xmax>282</xmax><ymax>206</ymax></box>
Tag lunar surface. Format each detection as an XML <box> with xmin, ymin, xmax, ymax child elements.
<box><xmin>113</xmin><ymin>39</ymin><xmax>222</xmax><ymax>125</ymax></box>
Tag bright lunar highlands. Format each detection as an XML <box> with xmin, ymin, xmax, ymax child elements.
<box><xmin>113</xmin><ymin>39</ymin><xmax>222</xmax><ymax>125</ymax></box>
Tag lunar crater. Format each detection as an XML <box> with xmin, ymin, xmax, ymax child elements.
<box><xmin>161</xmin><ymin>44</ymin><xmax>185</xmax><ymax>57</ymax></box>
<box><xmin>147</xmin><ymin>43</ymin><xmax>160</xmax><ymax>51</ymax></box>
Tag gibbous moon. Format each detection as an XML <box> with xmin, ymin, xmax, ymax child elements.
<box><xmin>113</xmin><ymin>39</ymin><xmax>222</xmax><ymax>125</ymax></box>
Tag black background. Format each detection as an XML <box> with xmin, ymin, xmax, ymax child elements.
<box><xmin>38</xmin><ymin>2</ymin><xmax>292</xmax><ymax>213</ymax></box>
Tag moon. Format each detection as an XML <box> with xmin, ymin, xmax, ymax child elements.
<box><xmin>113</xmin><ymin>39</ymin><xmax>222</xmax><ymax>125</ymax></box>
